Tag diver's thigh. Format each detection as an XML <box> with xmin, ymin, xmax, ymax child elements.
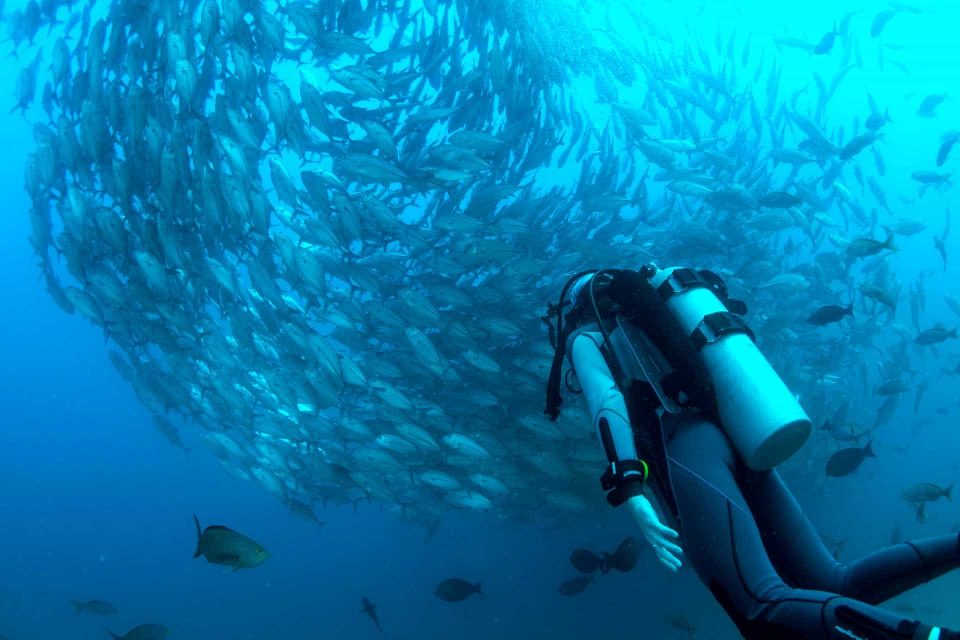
<box><xmin>743</xmin><ymin>469</ymin><xmax>845</xmax><ymax>591</ymax></box>
<box><xmin>666</xmin><ymin>417</ymin><xmax>783</xmax><ymax>611</ymax></box>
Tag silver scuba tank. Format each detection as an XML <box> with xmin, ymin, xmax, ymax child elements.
<box><xmin>646</xmin><ymin>266</ymin><xmax>811</xmax><ymax>470</ymax></box>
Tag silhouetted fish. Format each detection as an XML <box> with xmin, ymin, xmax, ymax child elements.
<box><xmin>826</xmin><ymin>442</ymin><xmax>876</xmax><ymax>477</ymax></box>
<box><xmin>434</xmin><ymin>578</ymin><xmax>482</xmax><ymax>602</ymax></box>
<box><xmin>361</xmin><ymin>597</ymin><xmax>382</xmax><ymax>634</ymax></box>
<box><xmin>915</xmin><ymin>325</ymin><xmax>958</xmax><ymax>345</ymax></box>
<box><xmin>72</xmin><ymin>599</ymin><xmax>117</xmax><ymax>616</ymax></box>
<box><xmin>901</xmin><ymin>482</ymin><xmax>953</xmax><ymax>505</ymax></box>
<box><xmin>192</xmin><ymin>515</ymin><xmax>270</xmax><ymax>569</ymax></box>
<box><xmin>807</xmin><ymin>303</ymin><xmax>853</xmax><ymax>326</ymax></box>
<box><xmin>664</xmin><ymin>613</ymin><xmax>698</xmax><ymax>639</ymax></box>
<box><xmin>108</xmin><ymin>624</ymin><xmax>169</xmax><ymax>640</ymax></box>
<box><xmin>607</xmin><ymin>537</ymin><xmax>641</xmax><ymax>573</ymax></box>
<box><xmin>569</xmin><ymin>548</ymin><xmax>606</xmax><ymax>574</ymax></box>
<box><xmin>557</xmin><ymin>575</ymin><xmax>594</xmax><ymax>596</ymax></box>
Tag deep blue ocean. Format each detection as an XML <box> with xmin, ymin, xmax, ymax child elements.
<box><xmin>1</xmin><ymin>1</ymin><xmax>959</xmax><ymax>639</ymax></box>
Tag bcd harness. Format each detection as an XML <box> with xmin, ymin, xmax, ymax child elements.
<box><xmin>542</xmin><ymin>265</ymin><xmax>750</xmax><ymax>507</ymax></box>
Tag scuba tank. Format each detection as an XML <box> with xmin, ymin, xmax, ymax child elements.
<box><xmin>645</xmin><ymin>265</ymin><xmax>811</xmax><ymax>470</ymax></box>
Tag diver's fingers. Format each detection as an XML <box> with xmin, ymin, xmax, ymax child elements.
<box><xmin>649</xmin><ymin>528</ymin><xmax>683</xmax><ymax>554</ymax></box>
<box><xmin>653</xmin><ymin>521</ymin><xmax>680</xmax><ymax>539</ymax></box>
<box><xmin>656</xmin><ymin>547</ymin><xmax>682</xmax><ymax>572</ymax></box>
<box><xmin>650</xmin><ymin>534</ymin><xmax>683</xmax><ymax>571</ymax></box>
<box><xmin>654</xmin><ymin>548</ymin><xmax>673</xmax><ymax>571</ymax></box>
<box><xmin>652</xmin><ymin>528</ymin><xmax>682</xmax><ymax>550</ymax></box>
<box><xmin>657</xmin><ymin>538</ymin><xmax>684</xmax><ymax>558</ymax></box>
<box><xmin>663</xmin><ymin>547</ymin><xmax>683</xmax><ymax>570</ymax></box>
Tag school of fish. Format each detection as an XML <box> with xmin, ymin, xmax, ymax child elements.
<box><xmin>8</xmin><ymin>0</ymin><xmax>959</xmax><ymax>541</ymax></box>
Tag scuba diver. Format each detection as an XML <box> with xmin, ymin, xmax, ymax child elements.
<box><xmin>543</xmin><ymin>265</ymin><xmax>960</xmax><ymax>640</ymax></box>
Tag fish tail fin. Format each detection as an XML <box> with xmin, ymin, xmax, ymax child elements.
<box><xmin>846</xmin><ymin>302</ymin><xmax>855</xmax><ymax>317</ymax></box>
<box><xmin>107</xmin><ymin>631</ymin><xmax>123</xmax><ymax>640</ymax></box>
<box><xmin>884</xmin><ymin>232</ymin><xmax>898</xmax><ymax>252</ymax></box>
<box><xmin>73</xmin><ymin>600</ymin><xmax>83</xmax><ymax>615</ymax></box>
<box><xmin>192</xmin><ymin>514</ymin><xmax>203</xmax><ymax>558</ymax></box>
<box><xmin>951</xmin><ymin>328</ymin><xmax>959</xmax><ymax>339</ymax></box>
<box><xmin>864</xmin><ymin>441</ymin><xmax>876</xmax><ymax>458</ymax></box>
<box><xmin>475</xmin><ymin>582</ymin><xmax>483</xmax><ymax>595</ymax></box>
<box><xmin>945</xmin><ymin>482</ymin><xmax>954</xmax><ymax>502</ymax></box>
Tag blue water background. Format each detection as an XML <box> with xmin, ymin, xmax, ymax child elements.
<box><xmin>1</xmin><ymin>1</ymin><xmax>959</xmax><ymax>638</ymax></box>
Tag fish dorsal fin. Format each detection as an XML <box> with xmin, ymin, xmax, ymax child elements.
<box><xmin>204</xmin><ymin>525</ymin><xmax>236</xmax><ymax>533</ymax></box>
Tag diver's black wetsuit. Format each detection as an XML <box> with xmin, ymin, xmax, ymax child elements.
<box><xmin>666</xmin><ymin>412</ymin><xmax>960</xmax><ymax>640</ymax></box>
<box><xmin>546</xmin><ymin>269</ymin><xmax>960</xmax><ymax>640</ymax></box>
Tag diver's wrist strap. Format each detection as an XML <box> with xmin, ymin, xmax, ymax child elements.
<box><xmin>601</xmin><ymin>460</ymin><xmax>648</xmax><ymax>507</ymax></box>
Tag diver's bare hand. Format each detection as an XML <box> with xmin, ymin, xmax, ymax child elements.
<box><xmin>626</xmin><ymin>494</ymin><xmax>683</xmax><ymax>572</ymax></box>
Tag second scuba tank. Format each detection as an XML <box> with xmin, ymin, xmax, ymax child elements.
<box><xmin>646</xmin><ymin>265</ymin><xmax>811</xmax><ymax>470</ymax></box>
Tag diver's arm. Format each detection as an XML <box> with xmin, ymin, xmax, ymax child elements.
<box><xmin>569</xmin><ymin>332</ymin><xmax>645</xmax><ymax>497</ymax></box>
<box><xmin>570</xmin><ymin>332</ymin><xmax>683</xmax><ymax>572</ymax></box>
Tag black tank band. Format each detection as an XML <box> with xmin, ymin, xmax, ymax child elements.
<box><xmin>652</xmin><ymin>266</ymin><xmax>748</xmax><ymax>316</ymax></box>
<box><xmin>654</xmin><ymin>267</ymin><xmax>703</xmax><ymax>298</ymax></box>
<box><xmin>692</xmin><ymin>311</ymin><xmax>756</xmax><ymax>350</ymax></box>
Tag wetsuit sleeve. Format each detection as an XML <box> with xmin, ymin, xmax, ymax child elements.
<box><xmin>569</xmin><ymin>332</ymin><xmax>646</xmax><ymax>505</ymax></box>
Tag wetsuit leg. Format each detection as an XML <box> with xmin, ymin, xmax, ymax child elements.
<box><xmin>665</xmin><ymin>415</ymin><xmax>943</xmax><ymax>640</ymax></box>
<box><xmin>741</xmin><ymin>468</ymin><xmax>960</xmax><ymax>604</ymax></box>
